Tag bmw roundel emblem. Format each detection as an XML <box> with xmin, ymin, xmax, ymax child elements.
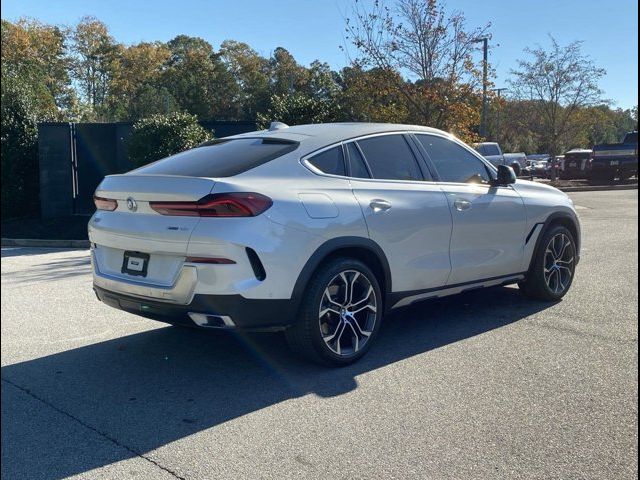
<box><xmin>126</xmin><ymin>197</ymin><xmax>137</xmax><ymax>212</ymax></box>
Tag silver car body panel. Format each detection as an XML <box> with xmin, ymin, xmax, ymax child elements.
<box><xmin>89</xmin><ymin>123</ymin><xmax>581</xmax><ymax>317</ymax></box>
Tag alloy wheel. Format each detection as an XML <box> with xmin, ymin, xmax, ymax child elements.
<box><xmin>318</xmin><ymin>270</ymin><xmax>378</xmax><ymax>356</ymax></box>
<box><xmin>544</xmin><ymin>233</ymin><xmax>575</xmax><ymax>295</ymax></box>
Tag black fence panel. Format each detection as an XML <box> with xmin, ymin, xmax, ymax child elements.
<box><xmin>74</xmin><ymin>123</ymin><xmax>121</xmax><ymax>214</ymax></box>
<box><xmin>38</xmin><ymin>123</ymin><xmax>74</xmax><ymax>218</ymax></box>
<box><xmin>37</xmin><ymin>121</ymin><xmax>258</xmax><ymax>218</ymax></box>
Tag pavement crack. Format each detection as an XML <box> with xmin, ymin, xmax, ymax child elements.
<box><xmin>1</xmin><ymin>377</ymin><xmax>188</xmax><ymax>480</ymax></box>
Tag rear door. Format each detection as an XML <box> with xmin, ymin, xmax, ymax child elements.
<box><xmin>347</xmin><ymin>134</ymin><xmax>452</xmax><ymax>293</ymax></box>
<box><xmin>414</xmin><ymin>133</ymin><xmax>527</xmax><ymax>285</ymax></box>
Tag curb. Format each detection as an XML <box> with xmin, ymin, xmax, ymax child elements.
<box><xmin>1</xmin><ymin>238</ymin><xmax>90</xmax><ymax>248</ymax></box>
<box><xmin>556</xmin><ymin>184</ymin><xmax>638</xmax><ymax>192</ymax></box>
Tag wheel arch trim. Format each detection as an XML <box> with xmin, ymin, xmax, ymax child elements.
<box><xmin>290</xmin><ymin>236</ymin><xmax>392</xmax><ymax>316</ymax></box>
<box><xmin>526</xmin><ymin>211</ymin><xmax>581</xmax><ymax>274</ymax></box>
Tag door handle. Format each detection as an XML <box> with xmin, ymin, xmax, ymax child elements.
<box><xmin>370</xmin><ymin>199</ymin><xmax>392</xmax><ymax>213</ymax></box>
<box><xmin>454</xmin><ymin>199</ymin><xmax>472</xmax><ymax>211</ymax></box>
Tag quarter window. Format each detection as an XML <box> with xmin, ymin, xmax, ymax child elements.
<box><xmin>346</xmin><ymin>143</ymin><xmax>371</xmax><ymax>178</ymax></box>
<box><xmin>356</xmin><ymin>135</ymin><xmax>423</xmax><ymax>181</ymax></box>
<box><xmin>416</xmin><ymin>135</ymin><xmax>491</xmax><ymax>184</ymax></box>
<box><xmin>307</xmin><ymin>146</ymin><xmax>346</xmax><ymax>176</ymax></box>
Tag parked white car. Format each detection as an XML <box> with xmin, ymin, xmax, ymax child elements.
<box><xmin>90</xmin><ymin>123</ymin><xmax>581</xmax><ymax>365</ymax></box>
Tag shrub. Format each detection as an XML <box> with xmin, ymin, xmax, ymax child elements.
<box><xmin>1</xmin><ymin>76</ymin><xmax>43</xmax><ymax>219</ymax></box>
<box><xmin>256</xmin><ymin>93</ymin><xmax>341</xmax><ymax>129</ymax></box>
<box><xmin>127</xmin><ymin>112</ymin><xmax>213</xmax><ymax>167</ymax></box>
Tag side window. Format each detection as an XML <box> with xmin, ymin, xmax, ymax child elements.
<box><xmin>356</xmin><ymin>135</ymin><xmax>423</xmax><ymax>181</ymax></box>
<box><xmin>416</xmin><ymin>135</ymin><xmax>491</xmax><ymax>184</ymax></box>
<box><xmin>345</xmin><ymin>143</ymin><xmax>371</xmax><ymax>178</ymax></box>
<box><xmin>307</xmin><ymin>146</ymin><xmax>346</xmax><ymax>176</ymax></box>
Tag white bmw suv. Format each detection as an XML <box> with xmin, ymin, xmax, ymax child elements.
<box><xmin>90</xmin><ymin>123</ymin><xmax>580</xmax><ymax>366</ymax></box>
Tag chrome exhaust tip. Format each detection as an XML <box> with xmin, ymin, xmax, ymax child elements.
<box><xmin>188</xmin><ymin>312</ymin><xmax>235</xmax><ymax>329</ymax></box>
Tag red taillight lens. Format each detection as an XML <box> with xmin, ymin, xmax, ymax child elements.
<box><xmin>150</xmin><ymin>193</ymin><xmax>272</xmax><ymax>217</ymax></box>
<box><xmin>94</xmin><ymin>195</ymin><xmax>118</xmax><ymax>211</ymax></box>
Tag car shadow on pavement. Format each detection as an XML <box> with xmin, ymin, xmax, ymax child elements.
<box><xmin>2</xmin><ymin>249</ymin><xmax>91</xmax><ymax>283</ymax></box>
<box><xmin>2</xmin><ymin>286</ymin><xmax>554</xmax><ymax>480</ymax></box>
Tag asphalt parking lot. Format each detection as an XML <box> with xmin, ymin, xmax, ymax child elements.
<box><xmin>1</xmin><ymin>190</ymin><xmax>638</xmax><ymax>480</ymax></box>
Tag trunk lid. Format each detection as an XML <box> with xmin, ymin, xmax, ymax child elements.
<box><xmin>89</xmin><ymin>174</ymin><xmax>216</xmax><ymax>286</ymax></box>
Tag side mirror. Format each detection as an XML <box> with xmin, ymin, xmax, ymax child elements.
<box><xmin>492</xmin><ymin>165</ymin><xmax>517</xmax><ymax>186</ymax></box>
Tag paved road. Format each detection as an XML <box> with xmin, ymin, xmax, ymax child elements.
<box><xmin>2</xmin><ymin>190</ymin><xmax>638</xmax><ymax>480</ymax></box>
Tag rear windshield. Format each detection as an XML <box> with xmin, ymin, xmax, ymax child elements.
<box><xmin>130</xmin><ymin>138</ymin><xmax>298</xmax><ymax>177</ymax></box>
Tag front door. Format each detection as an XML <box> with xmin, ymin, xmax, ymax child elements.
<box><xmin>414</xmin><ymin>133</ymin><xmax>527</xmax><ymax>285</ymax></box>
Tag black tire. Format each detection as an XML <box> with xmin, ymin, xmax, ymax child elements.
<box><xmin>285</xmin><ymin>257</ymin><xmax>383</xmax><ymax>366</ymax></box>
<box><xmin>511</xmin><ymin>163</ymin><xmax>522</xmax><ymax>177</ymax></box>
<box><xmin>519</xmin><ymin>224</ymin><xmax>577</xmax><ymax>301</ymax></box>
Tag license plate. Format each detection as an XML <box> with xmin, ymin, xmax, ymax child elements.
<box><xmin>569</xmin><ymin>162</ymin><xmax>577</xmax><ymax>167</ymax></box>
<box><xmin>121</xmin><ymin>251</ymin><xmax>149</xmax><ymax>277</ymax></box>
<box><xmin>611</xmin><ymin>160</ymin><xmax>619</xmax><ymax>166</ymax></box>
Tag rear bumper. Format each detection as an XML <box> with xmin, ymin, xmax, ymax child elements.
<box><xmin>94</xmin><ymin>285</ymin><xmax>296</xmax><ymax>331</ymax></box>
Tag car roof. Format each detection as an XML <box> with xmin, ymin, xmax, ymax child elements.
<box><xmin>565</xmin><ymin>148</ymin><xmax>592</xmax><ymax>153</ymax></box>
<box><xmin>225</xmin><ymin>122</ymin><xmax>450</xmax><ymax>155</ymax></box>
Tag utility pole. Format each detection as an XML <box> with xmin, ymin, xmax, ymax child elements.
<box><xmin>492</xmin><ymin>87</ymin><xmax>508</xmax><ymax>144</ymax></box>
<box><xmin>474</xmin><ymin>37</ymin><xmax>490</xmax><ymax>138</ymax></box>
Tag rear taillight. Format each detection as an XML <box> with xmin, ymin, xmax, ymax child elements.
<box><xmin>150</xmin><ymin>193</ymin><xmax>272</xmax><ymax>217</ymax></box>
<box><xmin>94</xmin><ymin>195</ymin><xmax>118</xmax><ymax>211</ymax></box>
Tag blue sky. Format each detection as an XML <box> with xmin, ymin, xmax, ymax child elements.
<box><xmin>2</xmin><ymin>0</ymin><xmax>638</xmax><ymax>109</ymax></box>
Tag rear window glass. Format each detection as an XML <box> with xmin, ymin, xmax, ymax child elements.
<box><xmin>307</xmin><ymin>146</ymin><xmax>346</xmax><ymax>176</ymax></box>
<box><xmin>130</xmin><ymin>138</ymin><xmax>298</xmax><ymax>177</ymax></box>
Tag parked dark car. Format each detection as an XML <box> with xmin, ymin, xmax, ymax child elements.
<box><xmin>560</xmin><ymin>149</ymin><xmax>591</xmax><ymax>180</ymax></box>
<box><xmin>589</xmin><ymin>131</ymin><xmax>638</xmax><ymax>183</ymax></box>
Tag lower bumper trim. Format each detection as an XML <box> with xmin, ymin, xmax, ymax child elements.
<box><xmin>94</xmin><ymin>285</ymin><xmax>295</xmax><ymax>331</ymax></box>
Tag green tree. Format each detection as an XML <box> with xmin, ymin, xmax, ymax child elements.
<box><xmin>219</xmin><ymin>40</ymin><xmax>270</xmax><ymax>118</ymax></box>
<box><xmin>508</xmin><ymin>37</ymin><xmax>606</xmax><ymax>155</ymax></box>
<box><xmin>1</xmin><ymin>18</ymin><xmax>74</xmax><ymax>118</ymax></box>
<box><xmin>344</xmin><ymin>0</ymin><xmax>490</xmax><ymax>138</ymax></box>
<box><xmin>338</xmin><ymin>65</ymin><xmax>409</xmax><ymax>122</ymax></box>
<box><xmin>0</xmin><ymin>73</ymin><xmax>52</xmax><ymax>218</ymax></box>
<box><xmin>127</xmin><ymin>112</ymin><xmax>212</xmax><ymax>167</ymax></box>
<box><xmin>269</xmin><ymin>47</ymin><xmax>309</xmax><ymax>95</ymax></box>
<box><xmin>160</xmin><ymin>35</ymin><xmax>239</xmax><ymax>119</ymax></box>
<box><xmin>71</xmin><ymin>16</ymin><xmax>120</xmax><ymax>118</ymax></box>
<box><xmin>106</xmin><ymin>41</ymin><xmax>174</xmax><ymax>120</ymax></box>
